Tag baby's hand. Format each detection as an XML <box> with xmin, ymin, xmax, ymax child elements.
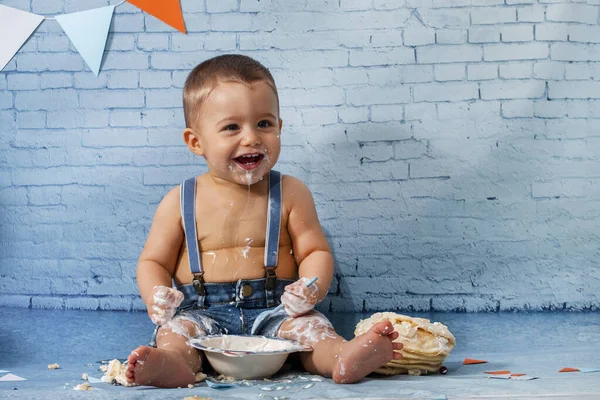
<box><xmin>149</xmin><ymin>286</ymin><xmax>184</xmax><ymax>326</ymax></box>
<box><xmin>281</xmin><ymin>277</ymin><xmax>320</xmax><ymax>318</ymax></box>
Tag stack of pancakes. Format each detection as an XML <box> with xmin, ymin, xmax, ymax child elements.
<box><xmin>354</xmin><ymin>312</ymin><xmax>455</xmax><ymax>375</ymax></box>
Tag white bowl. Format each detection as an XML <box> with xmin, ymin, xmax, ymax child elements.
<box><xmin>190</xmin><ymin>335</ymin><xmax>312</xmax><ymax>380</ymax></box>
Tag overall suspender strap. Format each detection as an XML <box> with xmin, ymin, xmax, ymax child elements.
<box><xmin>264</xmin><ymin>170</ymin><xmax>282</xmax><ymax>306</ymax></box>
<box><xmin>181</xmin><ymin>177</ymin><xmax>206</xmax><ymax>306</ymax></box>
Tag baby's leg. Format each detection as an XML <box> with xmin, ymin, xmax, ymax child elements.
<box><xmin>125</xmin><ymin>319</ymin><xmax>204</xmax><ymax>388</ymax></box>
<box><xmin>277</xmin><ymin>312</ymin><xmax>403</xmax><ymax>384</ymax></box>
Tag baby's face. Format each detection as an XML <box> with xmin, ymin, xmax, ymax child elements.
<box><xmin>194</xmin><ymin>80</ymin><xmax>281</xmax><ymax>186</ymax></box>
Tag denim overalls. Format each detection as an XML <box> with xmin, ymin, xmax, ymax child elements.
<box><xmin>151</xmin><ymin>170</ymin><xmax>293</xmax><ymax>345</ymax></box>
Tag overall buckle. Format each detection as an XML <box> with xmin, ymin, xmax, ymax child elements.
<box><xmin>265</xmin><ymin>267</ymin><xmax>277</xmax><ymax>290</ymax></box>
<box><xmin>192</xmin><ymin>272</ymin><xmax>205</xmax><ymax>296</ymax></box>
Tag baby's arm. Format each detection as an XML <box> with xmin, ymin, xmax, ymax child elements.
<box><xmin>282</xmin><ymin>176</ymin><xmax>334</xmax><ymax>316</ymax></box>
<box><xmin>136</xmin><ymin>187</ymin><xmax>185</xmax><ymax>324</ymax></box>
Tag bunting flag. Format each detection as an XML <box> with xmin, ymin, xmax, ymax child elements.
<box><xmin>126</xmin><ymin>0</ymin><xmax>186</xmax><ymax>33</ymax></box>
<box><xmin>55</xmin><ymin>6</ymin><xmax>115</xmax><ymax>76</ymax></box>
<box><xmin>0</xmin><ymin>5</ymin><xmax>44</xmax><ymax>71</ymax></box>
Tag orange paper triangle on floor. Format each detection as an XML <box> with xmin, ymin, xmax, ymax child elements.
<box><xmin>559</xmin><ymin>368</ymin><xmax>580</xmax><ymax>372</ymax></box>
<box><xmin>463</xmin><ymin>358</ymin><xmax>487</xmax><ymax>365</ymax></box>
<box><xmin>484</xmin><ymin>370</ymin><xmax>511</xmax><ymax>375</ymax></box>
<box><xmin>126</xmin><ymin>0</ymin><xmax>186</xmax><ymax>33</ymax></box>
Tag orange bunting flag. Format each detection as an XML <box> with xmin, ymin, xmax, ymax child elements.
<box><xmin>463</xmin><ymin>358</ymin><xmax>487</xmax><ymax>365</ymax></box>
<box><xmin>511</xmin><ymin>374</ymin><xmax>526</xmax><ymax>377</ymax></box>
<box><xmin>126</xmin><ymin>0</ymin><xmax>186</xmax><ymax>33</ymax></box>
<box><xmin>559</xmin><ymin>368</ymin><xmax>580</xmax><ymax>373</ymax></box>
<box><xmin>484</xmin><ymin>370</ymin><xmax>511</xmax><ymax>375</ymax></box>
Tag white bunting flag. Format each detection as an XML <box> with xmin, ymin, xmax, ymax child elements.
<box><xmin>0</xmin><ymin>5</ymin><xmax>44</xmax><ymax>71</ymax></box>
<box><xmin>55</xmin><ymin>5</ymin><xmax>115</xmax><ymax>76</ymax></box>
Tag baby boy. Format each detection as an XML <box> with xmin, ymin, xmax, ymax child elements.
<box><xmin>124</xmin><ymin>54</ymin><xmax>403</xmax><ymax>387</ymax></box>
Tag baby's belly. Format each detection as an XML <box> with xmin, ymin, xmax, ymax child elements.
<box><xmin>174</xmin><ymin>245</ymin><xmax>297</xmax><ymax>285</ymax></box>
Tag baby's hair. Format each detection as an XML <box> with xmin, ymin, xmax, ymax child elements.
<box><xmin>183</xmin><ymin>54</ymin><xmax>279</xmax><ymax>128</ymax></box>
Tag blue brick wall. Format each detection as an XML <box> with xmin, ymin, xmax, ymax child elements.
<box><xmin>1</xmin><ymin>0</ymin><xmax>599</xmax><ymax>312</ymax></box>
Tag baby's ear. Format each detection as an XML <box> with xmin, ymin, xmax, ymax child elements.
<box><xmin>278</xmin><ymin>118</ymin><xmax>283</xmax><ymax>132</ymax></box>
<box><xmin>183</xmin><ymin>128</ymin><xmax>204</xmax><ymax>156</ymax></box>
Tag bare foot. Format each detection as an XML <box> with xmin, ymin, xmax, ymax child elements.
<box><xmin>125</xmin><ymin>346</ymin><xmax>195</xmax><ymax>388</ymax></box>
<box><xmin>332</xmin><ymin>320</ymin><xmax>403</xmax><ymax>384</ymax></box>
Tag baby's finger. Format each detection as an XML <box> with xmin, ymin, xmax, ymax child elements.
<box><xmin>389</xmin><ymin>331</ymin><xmax>400</xmax><ymax>341</ymax></box>
<box><xmin>392</xmin><ymin>342</ymin><xmax>404</xmax><ymax>351</ymax></box>
<box><xmin>392</xmin><ymin>351</ymin><xmax>403</xmax><ymax>360</ymax></box>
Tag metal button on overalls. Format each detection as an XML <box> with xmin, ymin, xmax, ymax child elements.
<box><xmin>241</xmin><ymin>284</ymin><xmax>253</xmax><ymax>298</ymax></box>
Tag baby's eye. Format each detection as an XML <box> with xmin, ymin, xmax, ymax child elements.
<box><xmin>257</xmin><ymin>120</ymin><xmax>273</xmax><ymax>129</ymax></box>
<box><xmin>223</xmin><ymin>124</ymin><xmax>239</xmax><ymax>131</ymax></box>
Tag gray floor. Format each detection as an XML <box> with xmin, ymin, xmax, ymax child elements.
<box><xmin>1</xmin><ymin>308</ymin><xmax>599</xmax><ymax>399</ymax></box>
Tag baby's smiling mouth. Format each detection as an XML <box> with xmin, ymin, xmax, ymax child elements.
<box><xmin>233</xmin><ymin>153</ymin><xmax>264</xmax><ymax>171</ymax></box>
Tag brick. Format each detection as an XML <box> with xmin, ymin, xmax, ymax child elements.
<box><xmin>404</xmin><ymin>102</ymin><xmax>437</xmax><ymax>121</ymax></box>
<box><xmin>15</xmin><ymin>90</ymin><xmax>78</xmax><ymax>110</ymax></box>
<box><xmin>436</xmin><ymin>29</ymin><xmax>467</xmax><ymax>44</ymax></box>
<box><xmin>37</xmin><ymin>35</ymin><xmax>71</xmax><ymax>52</ymax></box>
<box><xmin>414</xmin><ymin>82</ymin><xmax>478</xmax><ymax>102</ymax></box>
<box><xmin>137</xmin><ymin>33</ymin><xmax>169</xmax><ymax>51</ymax></box>
<box><xmin>368</xmin><ymin>65</ymin><xmax>434</xmax><ymax>84</ymax></box>
<box><xmin>517</xmin><ymin>5</ymin><xmax>545</xmax><ymax>22</ymax></box>
<box><xmin>546</xmin><ymin>4</ymin><xmax>599</xmax><ymax>24</ymax></box>
<box><xmin>434</xmin><ymin>64</ymin><xmax>466</xmax><ymax>81</ymax></box>
<box><xmin>471</xmin><ymin>7</ymin><xmax>516</xmax><ymax>24</ymax></box>
<box><xmin>301</xmin><ymin>108</ymin><xmax>338</xmax><ymax>126</ymax></box>
<box><xmin>565</xmin><ymin>63</ymin><xmax>600</xmax><ymax>80</ymax></box>
<box><xmin>47</xmin><ymin>110</ymin><xmax>109</xmax><ymax>129</ymax></box>
<box><xmin>40</xmin><ymin>73</ymin><xmax>72</xmax><ymax>89</ymax></box>
<box><xmin>481</xmin><ymin>81</ymin><xmax>545</xmax><ymax>99</ymax></box>
<box><xmin>368</xmin><ymin>31</ymin><xmax>404</xmax><ymax>48</ymax></box>
<box><xmin>240</xmin><ymin>0</ymin><xmax>272</xmax><ymax>11</ymax></box>
<box><xmin>499</xmin><ymin>62</ymin><xmax>532</xmax><ymax>78</ymax></box>
<box><xmin>347</xmin><ymin>85</ymin><xmax>410</xmax><ymax>105</ymax></box>
<box><xmin>394</xmin><ymin>139</ymin><xmax>428</xmax><ymax>159</ymax></box>
<box><xmin>417</xmin><ymin>45</ymin><xmax>482</xmax><ymax>63</ymax></box>
<box><xmin>417</xmin><ymin>9</ymin><xmax>470</xmax><ymax>28</ymax></box>
<box><xmin>340</xmin><ymin>0</ymin><xmax>371</xmax><ymax>11</ymax></box>
<box><xmin>371</xmin><ymin>105</ymin><xmax>404</xmax><ymax>122</ymax></box>
<box><xmin>108</xmin><ymin>34</ymin><xmax>135</xmax><ymax>51</ymax></box>
<box><xmin>140</xmin><ymin>71</ymin><xmax>172</xmax><ymax>89</ymax></box>
<box><xmin>404</xmin><ymin>27</ymin><xmax>436</xmax><ymax>46</ymax></box>
<box><xmin>569</xmin><ymin>25</ymin><xmax>600</xmax><ymax>44</ymax></box>
<box><xmin>374</xmin><ymin>0</ymin><xmax>406</xmax><ymax>10</ymax></box>
<box><xmin>31</xmin><ymin>0</ymin><xmax>62</xmax><ymax>13</ymax></box>
<box><xmin>535</xmin><ymin>23</ymin><xmax>569</xmax><ymax>41</ymax></box>
<box><xmin>16</xmin><ymin>111</ymin><xmax>46</xmax><ymax>129</ymax></box>
<box><xmin>0</xmin><ymin>91</ymin><xmax>14</xmax><ymax>110</ymax></box>
<box><xmin>111</xmin><ymin>13</ymin><xmax>145</xmax><ymax>33</ymax></box>
<box><xmin>79</xmin><ymin>90</ymin><xmax>145</xmax><ymax>109</ymax></box>
<box><xmin>549</xmin><ymin>81</ymin><xmax>600</xmax><ymax>99</ymax></box>
<box><xmin>8</xmin><ymin>74</ymin><xmax>39</xmax><ymax>90</ymax></box>
<box><xmin>533</xmin><ymin>61</ymin><xmax>565</xmax><ymax>80</ymax></box>
<box><xmin>333</xmin><ymin>68</ymin><xmax>369</xmax><ymax>86</ymax></box>
<box><xmin>500</xmin><ymin>25</ymin><xmax>534</xmax><ymax>42</ymax></box>
<box><xmin>502</xmin><ymin>99</ymin><xmax>534</xmax><ymax>117</ymax></box>
<box><xmin>350</xmin><ymin>48</ymin><xmax>415</xmax><ymax>66</ymax></box>
<box><xmin>275</xmin><ymin>69</ymin><xmax>334</xmax><ymax>89</ymax></box>
<box><xmin>484</xmin><ymin>42</ymin><xmax>549</xmax><ymax>61</ymax></box>
<box><xmin>206</xmin><ymin>0</ymin><xmax>238</xmax><ymax>12</ymax></box>
<box><xmin>346</xmin><ymin>121</ymin><xmax>411</xmax><ymax>142</ymax></box>
<box><xmin>337</xmin><ymin>107</ymin><xmax>369</xmax><ymax>123</ymax></box>
<box><xmin>281</xmin><ymin>87</ymin><xmax>345</xmax><ymax>107</ymax></box>
<box><xmin>467</xmin><ymin>63</ymin><xmax>498</xmax><ymax>80</ymax></box>
<box><xmin>107</xmin><ymin>71</ymin><xmax>139</xmax><ymax>89</ymax></box>
<box><xmin>469</xmin><ymin>26</ymin><xmax>500</xmax><ymax>43</ymax></box>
